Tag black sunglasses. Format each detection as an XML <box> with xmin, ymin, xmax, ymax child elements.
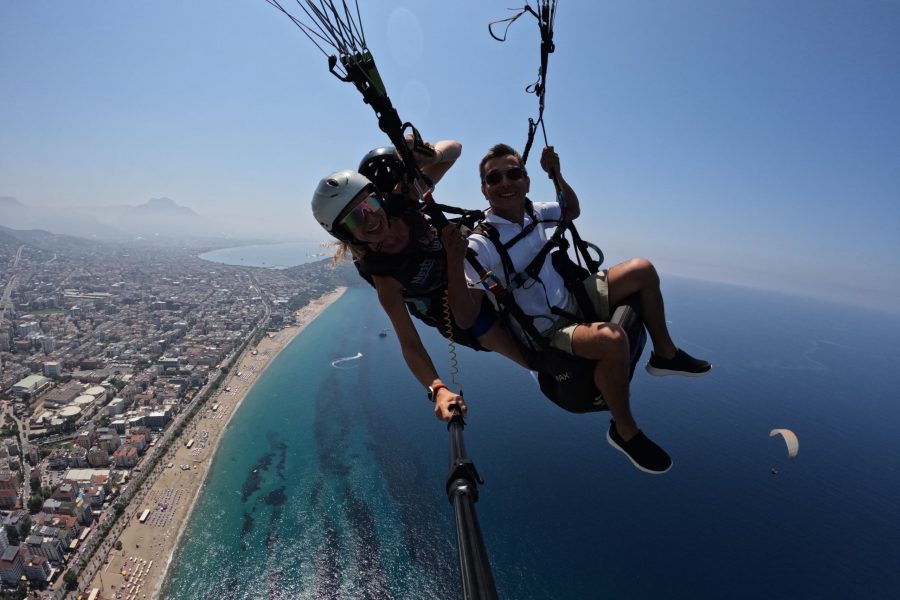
<box><xmin>484</xmin><ymin>166</ymin><xmax>526</xmax><ymax>186</ymax></box>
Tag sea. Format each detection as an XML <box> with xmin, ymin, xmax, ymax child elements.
<box><xmin>160</xmin><ymin>248</ymin><xmax>900</xmax><ymax>599</ymax></box>
<box><xmin>199</xmin><ymin>242</ymin><xmax>334</xmax><ymax>269</ymax></box>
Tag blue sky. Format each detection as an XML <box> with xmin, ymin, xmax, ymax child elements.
<box><xmin>2</xmin><ymin>1</ymin><xmax>898</xmax><ymax>313</ymax></box>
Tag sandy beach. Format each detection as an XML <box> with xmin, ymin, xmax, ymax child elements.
<box><xmin>83</xmin><ymin>287</ymin><xmax>346</xmax><ymax>600</ymax></box>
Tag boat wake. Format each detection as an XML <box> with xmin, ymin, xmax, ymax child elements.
<box><xmin>331</xmin><ymin>352</ymin><xmax>363</xmax><ymax>369</ymax></box>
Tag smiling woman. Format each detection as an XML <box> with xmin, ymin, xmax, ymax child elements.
<box><xmin>310</xmin><ymin>164</ymin><xmax>528</xmax><ymax>424</ymax></box>
<box><xmin>338</xmin><ymin>193</ymin><xmax>387</xmax><ymax>245</ymax></box>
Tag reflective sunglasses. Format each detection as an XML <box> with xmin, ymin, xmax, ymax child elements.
<box><xmin>484</xmin><ymin>166</ymin><xmax>526</xmax><ymax>186</ymax></box>
<box><xmin>340</xmin><ymin>193</ymin><xmax>383</xmax><ymax>232</ymax></box>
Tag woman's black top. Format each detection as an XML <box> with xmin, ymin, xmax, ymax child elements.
<box><xmin>354</xmin><ymin>203</ymin><xmax>483</xmax><ymax>349</ymax></box>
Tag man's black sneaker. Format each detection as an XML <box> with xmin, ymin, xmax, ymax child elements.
<box><xmin>606</xmin><ymin>420</ymin><xmax>672</xmax><ymax>474</ymax></box>
<box><xmin>645</xmin><ymin>349</ymin><xmax>711</xmax><ymax>377</ymax></box>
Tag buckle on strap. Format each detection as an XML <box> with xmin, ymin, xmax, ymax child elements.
<box><xmin>472</xmin><ymin>269</ymin><xmax>495</xmax><ymax>286</ymax></box>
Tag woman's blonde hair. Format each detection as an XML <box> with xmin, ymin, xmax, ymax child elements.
<box><xmin>332</xmin><ymin>240</ymin><xmax>367</xmax><ymax>265</ymax></box>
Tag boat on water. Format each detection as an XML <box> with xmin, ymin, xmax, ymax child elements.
<box><xmin>331</xmin><ymin>352</ymin><xmax>363</xmax><ymax>368</ymax></box>
<box><xmin>379</xmin><ymin>329</ymin><xmax>390</xmax><ymax>338</ymax></box>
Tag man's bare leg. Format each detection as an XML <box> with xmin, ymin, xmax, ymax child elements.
<box><xmin>570</xmin><ymin>321</ymin><xmax>638</xmax><ymax>440</ymax></box>
<box><xmin>607</xmin><ymin>258</ymin><xmax>677</xmax><ymax>359</ymax></box>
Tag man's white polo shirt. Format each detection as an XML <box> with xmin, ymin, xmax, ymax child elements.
<box><xmin>464</xmin><ymin>201</ymin><xmax>570</xmax><ymax>336</ymax></box>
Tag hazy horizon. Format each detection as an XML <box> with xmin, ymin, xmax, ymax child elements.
<box><xmin>2</xmin><ymin>2</ymin><xmax>898</xmax><ymax>312</ymax></box>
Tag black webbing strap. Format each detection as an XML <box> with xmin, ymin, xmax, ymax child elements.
<box><xmin>487</xmin><ymin>2</ymin><xmax>556</xmax><ymax>165</ymax></box>
<box><xmin>494</xmin><ymin>202</ymin><xmax>565</xmax><ymax>292</ymax></box>
<box><xmin>474</xmin><ymin>204</ymin><xmax>602</xmax><ymax>335</ymax></box>
<box><xmin>463</xmin><ymin>250</ymin><xmax>550</xmax><ymax>354</ymax></box>
<box><xmin>477</xmin><ymin>225</ymin><xmax>517</xmax><ymax>291</ymax></box>
<box><xmin>431</xmin><ymin>204</ymin><xmax>486</xmax><ymax>230</ymax></box>
<box><xmin>331</xmin><ymin>51</ymin><xmax>448</xmax><ymax>229</ymax></box>
<box><xmin>568</xmin><ymin>224</ymin><xmax>603</xmax><ymax>274</ymax></box>
<box><xmin>522</xmin><ymin>2</ymin><xmax>556</xmax><ymax>165</ymax></box>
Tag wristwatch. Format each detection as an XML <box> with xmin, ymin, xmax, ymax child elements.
<box><xmin>427</xmin><ymin>383</ymin><xmax>449</xmax><ymax>402</ymax></box>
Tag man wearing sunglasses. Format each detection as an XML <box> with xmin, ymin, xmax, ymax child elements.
<box><xmin>444</xmin><ymin>143</ymin><xmax>710</xmax><ymax>474</ymax></box>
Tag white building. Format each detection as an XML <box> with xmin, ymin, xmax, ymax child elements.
<box><xmin>43</xmin><ymin>360</ymin><xmax>62</xmax><ymax>377</ymax></box>
<box><xmin>12</xmin><ymin>374</ymin><xmax>51</xmax><ymax>398</ymax></box>
<box><xmin>25</xmin><ymin>535</ymin><xmax>66</xmax><ymax>564</ymax></box>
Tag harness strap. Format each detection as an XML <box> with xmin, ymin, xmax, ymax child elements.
<box><xmin>496</xmin><ymin>202</ymin><xmax>565</xmax><ymax>292</ymax></box>
<box><xmin>498</xmin><ymin>201</ymin><xmax>552</xmax><ymax>252</ymax></box>
<box><xmin>430</xmin><ymin>203</ymin><xmax>486</xmax><ymax>229</ymax></box>
<box><xmin>470</xmin><ymin>225</ymin><xmax>557</xmax><ymax>354</ymax></box>
<box><xmin>463</xmin><ymin>250</ymin><xmax>550</xmax><ymax>354</ymax></box>
<box><xmin>472</xmin><ymin>200</ymin><xmax>607</xmax><ymax>353</ymax></box>
<box><xmin>550</xmin><ymin>249</ymin><xmax>599</xmax><ymax>324</ymax></box>
<box><xmin>479</xmin><ymin>225</ymin><xmax>516</xmax><ymax>288</ymax></box>
<box><xmin>567</xmin><ymin>221</ymin><xmax>602</xmax><ymax>274</ymax></box>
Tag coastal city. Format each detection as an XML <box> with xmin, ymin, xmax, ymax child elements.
<box><xmin>0</xmin><ymin>228</ymin><xmax>354</xmax><ymax>600</ymax></box>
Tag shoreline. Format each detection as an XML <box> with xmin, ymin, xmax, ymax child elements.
<box><xmin>83</xmin><ymin>287</ymin><xmax>347</xmax><ymax>600</ymax></box>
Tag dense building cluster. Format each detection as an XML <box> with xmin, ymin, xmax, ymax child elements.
<box><xmin>0</xmin><ymin>229</ymin><xmax>355</xmax><ymax>596</ymax></box>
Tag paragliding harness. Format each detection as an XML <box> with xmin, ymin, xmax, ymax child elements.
<box><xmin>264</xmin><ymin>1</ymin><xmax>639</xmax><ymax>594</ymax></box>
<box><xmin>466</xmin><ymin>199</ymin><xmax>647</xmax><ymax>413</ymax></box>
<box><xmin>476</xmin><ymin>0</ymin><xmax>648</xmax><ymax>412</ymax></box>
<box><xmin>271</xmin><ymin>0</ymin><xmax>646</xmax><ymax>413</ymax></box>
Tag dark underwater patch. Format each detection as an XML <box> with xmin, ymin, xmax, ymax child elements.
<box><xmin>205</xmin><ymin>574</ymin><xmax>241</xmax><ymax>600</ymax></box>
<box><xmin>266</xmin><ymin>527</ymin><xmax>279</xmax><ymax>553</ymax></box>
<box><xmin>241</xmin><ymin>511</ymin><xmax>255</xmax><ymax>536</ymax></box>
<box><xmin>241</xmin><ymin>450</ymin><xmax>276</xmax><ymax>501</ymax></box>
<box><xmin>267</xmin><ymin>431</ymin><xmax>289</xmax><ymax>480</ymax></box>
<box><xmin>315</xmin><ymin>516</ymin><xmax>343</xmax><ymax>600</ymax></box>
<box><xmin>264</xmin><ymin>486</ymin><xmax>287</xmax><ymax>506</ymax></box>
<box><xmin>314</xmin><ymin>375</ymin><xmax>353</xmax><ymax>478</ymax></box>
<box><xmin>362</xmin><ymin>405</ymin><xmax>458</xmax><ymax>591</ymax></box>
<box><xmin>264</xmin><ymin>487</ymin><xmax>287</xmax><ymax>554</ymax></box>
<box><xmin>345</xmin><ymin>488</ymin><xmax>395</xmax><ymax>600</ymax></box>
<box><xmin>267</xmin><ymin>568</ymin><xmax>285</xmax><ymax>600</ymax></box>
<box><xmin>310</xmin><ymin>476</ymin><xmax>324</xmax><ymax>506</ymax></box>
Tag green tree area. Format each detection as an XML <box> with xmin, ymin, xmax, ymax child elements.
<box><xmin>109</xmin><ymin>378</ymin><xmax>128</xmax><ymax>393</ymax></box>
<box><xmin>63</xmin><ymin>569</ymin><xmax>79</xmax><ymax>591</ymax></box>
<box><xmin>27</xmin><ymin>486</ymin><xmax>53</xmax><ymax>514</ymax></box>
<box><xmin>285</xmin><ymin>282</ymin><xmax>346</xmax><ymax>313</ymax></box>
<box><xmin>0</xmin><ymin>580</ymin><xmax>27</xmax><ymax>599</ymax></box>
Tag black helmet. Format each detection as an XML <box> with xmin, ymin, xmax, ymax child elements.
<box><xmin>358</xmin><ymin>146</ymin><xmax>405</xmax><ymax>194</ymax></box>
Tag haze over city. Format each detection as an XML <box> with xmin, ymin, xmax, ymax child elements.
<box><xmin>2</xmin><ymin>2</ymin><xmax>898</xmax><ymax>312</ymax></box>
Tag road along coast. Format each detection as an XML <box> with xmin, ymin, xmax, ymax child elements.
<box><xmin>82</xmin><ymin>288</ymin><xmax>347</xmax><ymax>600</ymax></box>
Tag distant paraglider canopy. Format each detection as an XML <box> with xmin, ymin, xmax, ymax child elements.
<box><xmin>770</xmin><ymin>428</ymin><xmax>799</xmax><ymax>458</ymax></box>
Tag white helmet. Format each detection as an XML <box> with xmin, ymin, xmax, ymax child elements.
<box><xmin>311</xmin><ymin>170</ymin><xmax>373</xmax><ymax>241</ymax></box>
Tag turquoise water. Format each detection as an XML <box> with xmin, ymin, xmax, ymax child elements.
<box><xmin>198</xmin><ymin>241</ymin><xmax>333</xmax><ymax>268</ymax></box>
<box><xmin>162</xmin><ymin>281</ymin><xmax>900</xmax><ymax>599</ymax></box>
